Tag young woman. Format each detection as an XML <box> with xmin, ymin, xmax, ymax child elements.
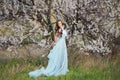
<box><xmin>28</xmin><ymin>20</ymin><xmax>69</xmax><ymax>78</ymax></box>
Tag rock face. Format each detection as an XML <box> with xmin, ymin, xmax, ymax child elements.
<box><xmin>0</xmin><ymin>0</ymin><xmax>120</xmax><ymax>57</ymax></box>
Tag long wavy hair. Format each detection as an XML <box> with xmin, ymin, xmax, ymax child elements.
<box><xmin>55</xmin><ymin>19</ymin><xmax>63</xmax><ymax>36</ymax></box>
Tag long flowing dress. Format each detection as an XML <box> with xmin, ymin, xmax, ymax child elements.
<box><xmin>28</xmin><ymin>28</ymin><xmax>69</xmax><ymax>78</ymax></box>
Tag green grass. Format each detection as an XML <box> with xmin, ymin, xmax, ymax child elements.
<box><xmin>0</xmin><ymin>55</ymin><xmax>120</xmax><ymax>80</ymax></box>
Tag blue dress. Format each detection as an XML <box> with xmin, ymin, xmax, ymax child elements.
<box><xmin>28</xmin><ymin>29</ymin><xmax>69</xmax><ymax>78</ymax></box>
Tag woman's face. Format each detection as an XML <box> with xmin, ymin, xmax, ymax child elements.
<box><xmin>58</xmin><ymin>21</ymin><xmax>62</xmax><ymax>28</ymax></box>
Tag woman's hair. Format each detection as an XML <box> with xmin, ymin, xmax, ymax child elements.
<box><xmin>55</xmin><ymin>20</ymin><xmax>61</xmax><ymax>30</ymax></box>
<box><xmin>55</xmin><ymin>19</ymin><xmax>62</xmax><ymax>33</ymax></box>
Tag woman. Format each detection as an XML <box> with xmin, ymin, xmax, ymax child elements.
<box><xmin>28</xmin><ymin>20</ymin><xmax>69</xmax><ymax>78</ymax></box>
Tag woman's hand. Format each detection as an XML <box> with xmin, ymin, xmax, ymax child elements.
<box><xmin>51</xmin><ymin>41</ymin><xmax>56</xmax><ymax>47</ymax></box>
<box><xmin>53</xmin><ymin>42</ymin><xmax>56</xmax><ymax>46</ymax></box>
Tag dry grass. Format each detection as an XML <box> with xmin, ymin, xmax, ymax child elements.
<box><xmin>0</xmin><ymin>47</ymin><xmax>120</xmax><ymax>80</ymax></box>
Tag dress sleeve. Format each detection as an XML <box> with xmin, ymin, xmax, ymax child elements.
<box><xmin>63</xmin><ymin>29</ymin><xmax>67</xmax><ymax>37</ymax></box>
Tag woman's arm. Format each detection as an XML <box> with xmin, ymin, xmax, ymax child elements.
<box><xmin>53</xmin><ymin>31</ymin><xmax>58</xmax><ymax>45</ymax></box>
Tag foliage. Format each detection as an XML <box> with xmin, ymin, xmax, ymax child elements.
<box><xmin>0</xmin><ymin>0</ymin><xmax>120</xmax><ymax>55</ymax></box>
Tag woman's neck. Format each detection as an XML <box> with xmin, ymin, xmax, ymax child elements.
<box><xmin>60</xmin><ymin>26</ymin><xmax>63</xmax><ymax>30</ymax></box>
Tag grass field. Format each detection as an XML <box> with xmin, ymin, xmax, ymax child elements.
<box><xmin>0</xmin><ymin>55</ymin><xmax>120</xmax><ymax>80</ymax></box>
